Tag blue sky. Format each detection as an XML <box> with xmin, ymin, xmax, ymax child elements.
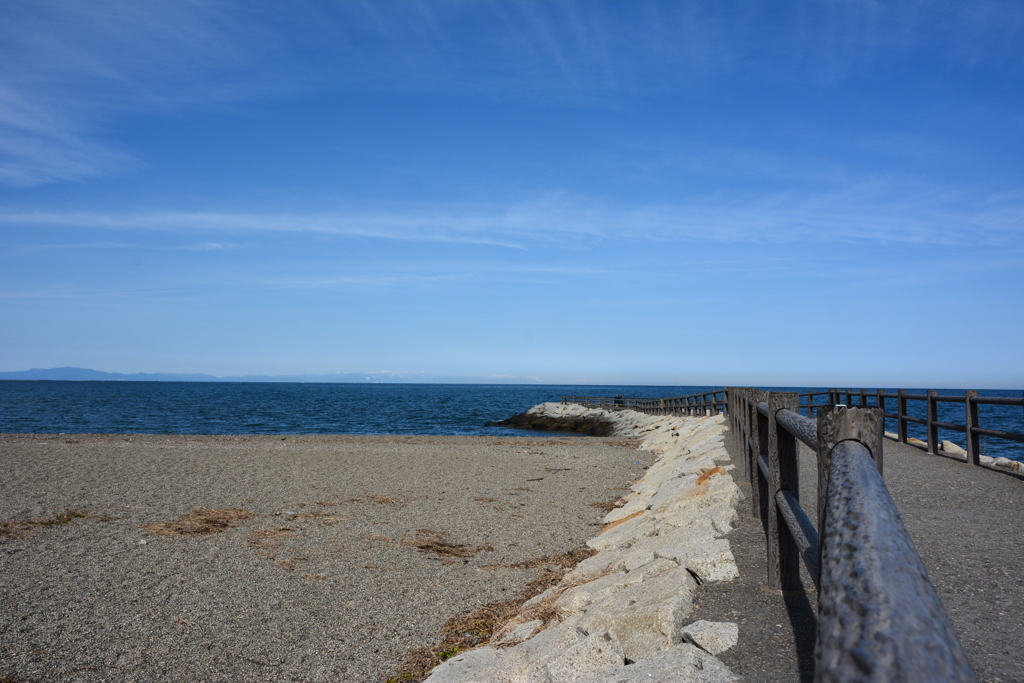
<box><xmin>1</xmin><ymin>1</ymin><xmax>1022</xmax><ymax>387</ymax></box>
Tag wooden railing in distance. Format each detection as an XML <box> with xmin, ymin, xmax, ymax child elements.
<box><xmin>799</xmin><ymin>388</ymin><xmax>1024</xmax><ymax>465</ymax></box>
<box><xmin>561</xmin><ymin>389</ymin><xmax>727</xmax><ymax>417</ymax></box>
<box><xmin>726</xmin><ymin>387</ymin><xmax>977</xmax><ymax>682</ymax></box>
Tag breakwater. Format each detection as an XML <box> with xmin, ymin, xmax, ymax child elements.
<box><xmin>426</xmin><ymin>403</ymin><xmax>743</xmax><ymax>683</ymax></box>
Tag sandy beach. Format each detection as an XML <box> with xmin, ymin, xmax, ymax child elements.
<box><xmin>0</xmin><ymin>433</ymin><xmax>652</xmax><ymax>682</ymax></box>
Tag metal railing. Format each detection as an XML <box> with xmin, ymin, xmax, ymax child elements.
<box><xmin>727</xmin><ymin>387</ymin><xmax>976</xmax><ymax>682</ymax></box>
<box><xmin>561</xmin><ymin>389</ymin><xmax>726</xmax><ymax>416</ymax></box>
<box><xmin>800</xmin><ymin>389</ymin><xmax>1024</xmax><ymax>464</ymax></box>
<box><xmin>562</xmin><ymin>388</ymin><xmax>980</xmax><ymax>681</ymax></box>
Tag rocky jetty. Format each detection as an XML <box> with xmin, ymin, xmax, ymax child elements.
<box><xmin>427</xmin><ymin>404</ymin><xmax>743</xmax><ymax>682</ymax></box>
<box><xmin>494</xmin><ymin>402</ymin><xmax>623</xmax><ymax>436</ymax></box>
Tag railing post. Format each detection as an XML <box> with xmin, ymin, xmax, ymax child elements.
<box><xmin>742</xmin><ymin>390</ymin><xmax>756</xmax><ymax>518</ymax></box>
<box><xmin>752</xmin><ymin>390</ymin><xmax>769</xmax><ymax>520</ymax></box>
<box><xmin>806</xmin><ymin>390</ymin><xmax>813</xmax><ymax>418</ymax></box>
<box><xmin>767</xmin><ymin>392</ymin><xmax>802</xmax><ymax>593</ymax></box>
<box><xmin>816</xmin><ymin>404</ymin><xmax>884</xmax><ymax>565</ymax></box>
<box><xmin>897</xmin><ymin>389</ymin><xmax>908</xmax><ymax>443</ymax></box>
<box><xmin>965</xmin><ymin>390</ymin><xmax>980</xmax><ymax>466</ymax></box>
<box><xmin>927</xmin><ymin>389</ymin><xmax>939</xmax><ymax>454</ymax></box>
<box><xmin>725</xmin><ymin>388</ymin><xmax>731</xmax><ymax>430</ymax></box>
<box><xmin>860</xmin><ymin>388</ymin><xmax>867</xmax><ymax>406</ymax></box>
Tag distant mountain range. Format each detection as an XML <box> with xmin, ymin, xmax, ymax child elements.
<box><xmin>0</xmin><ymin>367</ymin><xmax>543</xmax><ymax>384</ymax></box>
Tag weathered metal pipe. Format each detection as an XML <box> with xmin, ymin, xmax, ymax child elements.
<box><xmin>815</xmin><ymin>440</ymin><xmax>976</xmax><ymax>682</ymax></box>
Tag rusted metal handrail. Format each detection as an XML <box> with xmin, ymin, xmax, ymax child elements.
<box><xmin>736</xmin><ymin>389</ymin><xmax>978</xmax><ymax>682</ymax></box>
<box><xmin>816</xmin><ymin>438</ymin><xmax>976</xmax><ymax>681</ymax></box>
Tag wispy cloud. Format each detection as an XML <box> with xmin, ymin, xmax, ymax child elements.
<box><xmin>264</xmin><ymin>264</ymin><xmax>606</xmax><ymax>290</ymax></box>
<box><xmin>3</xmin><ymin>184</ymin><xmax>1020</xmax><ymax>247</ymax></box>
<box><xmin>4</xmin><ymin>1</ymin><xmax>1021</xmax><ymax>186</ymax></box>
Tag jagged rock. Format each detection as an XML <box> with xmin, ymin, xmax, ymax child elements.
<box><xmin>941</xmin><ymin>440</ymin><xmax>966</xmax><ymax>456</ymax></box>
<box><xmin>602</xmin><ymin>495</ymin><xmax>654</xmax><ymax>524</ymax></box>
<box><xmin>577</xmin><ymin>567</ymin><xmax>697</xmax><ymax>662</ymax></box>
<box><xmin>555</xmin><ymin>558</ymin><xmax>679</xmax><ymax>615</ymax></box>
<box><xmin>492</xmin><ymin>619</ymin><xmax>544</xmax><ymax>646</ymax></box>
<box><xmin>596</xmin><ymin>530</ymin><xmax>738</xmax><ymax>581</ymax></box>
<box><xmin>586</xmin><ymin>643</ymin><xmax>741</xmax><ymax>682</ymax></box>
<box><xmin>544</xmin><ymin>631</ymin><xmax>625</xmax><ymax>682</ymax></box>
<box><xmin>994</xmin><ymin>457</ymin><xmax>1022</xmax><ymax>472</ymax></box>
<box><xmin>424</xmin><ymin>646</ymin><xmax>500</xmax><ymax>683</ymax></box>
<box><xmin>486</xmin><ymin>618</ymin><xmax>586</xmax><ymax>682</ymax></box>
<box><xmin>681</xmin><ymin>620</ymin><xmax>739</xmax><ymax>655</ymax></box>
<box><xmin>588</xmin><ymin>513</ymin><xmax>656</xmax><ymax>552</ymax></box>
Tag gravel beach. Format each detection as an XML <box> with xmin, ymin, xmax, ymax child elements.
<box><xmin>0</xmin><ymin>433</ymin><xmax>652</xmax><ymax>683</ymax></box>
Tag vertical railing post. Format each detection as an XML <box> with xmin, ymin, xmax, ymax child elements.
<box><xmin>753</xmin><ymin>390</ymin><xmax>770</xmax><ymax>520</ymax></box>
<box><xmin>725</xmin><ymin>389</ymin><xmax>731</xmax><ymax>430</ymax></box>
<box><xmin>816</xmin><ymin>404</ymin><xmax>884</xmax><ymax>564</ymax></box>
<box><xmin>767</xmin><ymin>392</ymin><xmax>801</xmax><ymax>593</ymax></box>
<box><xmin>897</xmin><ymin>389</ymin><xmax>908</xmax><ymax>444</ymax></box>
<box><xmin>927</xmin><ymin>389</ymin><xmax>939</xmax><ymax>454</ymax></box>
<box><xmin>859</xmin><ymin>389</ymin><xmax>867</xmax><ymax>406</ymax></box>
<box><xmin>965</xmin><ymin>390</ymin><xmax>980</xmax><ymax>466</ymax></box>
<box><xmin>743</xmin><ymin>390</ymin><xmax>758</xmax><ymax>518</ymax></box>
<box><xmin>741</xmin><ymin>389</ymin><xmax>751</xmax><ymax>504</ymax></box>
<box><xmin>806</xmin><ymin>390</ymin><xmax>814</xmax><ymax>418</ymax></box>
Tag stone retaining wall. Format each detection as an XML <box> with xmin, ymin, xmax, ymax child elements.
<box><xmin>426</xmin><ymin>403</ymin><xmax>743</xmax><ymax>682</ymax></box>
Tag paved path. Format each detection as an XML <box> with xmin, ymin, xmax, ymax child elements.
<box><xmin>693</xmin><ymin>431</ymin><xmax>1024</xmax><ymax>683</ymax></box>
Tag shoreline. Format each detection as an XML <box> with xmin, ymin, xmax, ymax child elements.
<box><xmin>1</xmin><ymin>433</ymin><xmax>651</xmax><ymax>682</ymax></box>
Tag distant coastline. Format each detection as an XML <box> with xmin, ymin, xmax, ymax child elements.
<box><xmin>0</xmin><ymin>366</ymin><xmax>544</xmax><ymax>384</ymax></box>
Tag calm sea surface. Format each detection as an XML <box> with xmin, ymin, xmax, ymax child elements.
<box><xmin>1</xmin><ymin>381</ymin><xmax>1021</xmax><ymax>460</ymax></box>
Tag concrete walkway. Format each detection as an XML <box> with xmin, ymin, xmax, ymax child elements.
<box><xmin>693</xmin><ymin>431</ymin><xmax>1024</xmax><ymax>683</ymax></box>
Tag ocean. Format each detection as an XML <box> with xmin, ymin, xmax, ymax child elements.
<box><xmin>1</xmin><ymin>381</ymin><xmax>1021</xmax><ymax>461</ymax></box>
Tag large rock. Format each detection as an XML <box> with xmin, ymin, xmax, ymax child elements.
<box><xmin>555</xmin><ymin>558</ymin><xmax>679</xmax><ymax>615</ymax></box>
<box><xmin>487</xmin><ymin>618</ymin><xmax>585</xmax><ymax>682</ymax></box>
<box><xmin>577</xmin><ymin>567</ymin><xmax>697</xmax><ymax>662</ymax></box>
<box><xmin>586</xmin><ymin>643</ymin><xmax>742</xmax><ymax>683</ymax></box>
<box><xmin>681</xmin><ymin>620</ymin><xmax>739</xmax><ymax>655</ymax></box>
<box><xmin>941</xmin><ymin>440</ymin><xmax>967</xmax><ymax>456</ymax></box>
<box><xmin>595</xmin><ymin>529</ymin><xmax>738</xmax><ymax>581</ymax></box>
<box><xmin>424</xmin><ymin>646</ymin><xmax>501</xmax><ymax>683</ymax></box>
<box><xmin>589</xmin><ymin>513</ymin><xmax>657</xmax><ymax>552</ymax></box>
<box><xmin>543</xmin><ymin>631</ymin><xmax>625</xmax><ymax>682</ymax></box>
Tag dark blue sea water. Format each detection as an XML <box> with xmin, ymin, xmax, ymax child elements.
<box><xmin>1</xmin><ymin>381</ymin><xmax>1021</xmax><ymax>460</ymax></box>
